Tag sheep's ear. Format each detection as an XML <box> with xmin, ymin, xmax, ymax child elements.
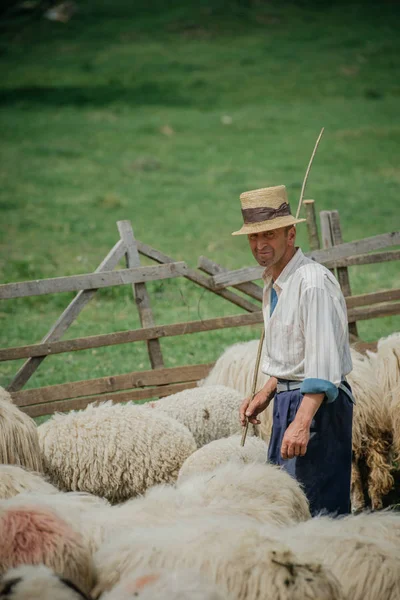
<box><xmin>0</xmin><ymin>577</ymin><xmax>22</xmax><ymax>596</ymax></box>
<box><xmin>58</xmin><ymin>576</ymin><xmax>90</xmax><ymax>599</ymax></box>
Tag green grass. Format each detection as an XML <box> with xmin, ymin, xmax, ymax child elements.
<box><xmin>1</xmin><ymin>0</ymin><xmax>400</xmax><ymax>393</ymax></box>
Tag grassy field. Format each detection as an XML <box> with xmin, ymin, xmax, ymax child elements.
<box><xmin>1</xmin><ymin>0</ymin><xmax>400</xmax><ymax>394</ymax></box>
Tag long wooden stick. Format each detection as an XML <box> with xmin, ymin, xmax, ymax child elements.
<box><xmin>241</xmin><ymin>328</ymin><xmax>265</xmax><ymax>447</ymax></box>
<box><xmin>295</xmin><ymin>127</ymin><xmax>325</xmax><ymax>219</ymax></box>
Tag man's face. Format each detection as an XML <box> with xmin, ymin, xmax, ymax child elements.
<box><xmin>247</xmin><ymin>226</ymin><xmax>295</xmax><ymax>269</ymax></box>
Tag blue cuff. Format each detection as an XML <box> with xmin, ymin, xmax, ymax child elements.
<box><xmin>300</xmin><ymin>378</ymin><xmax>339</xmax><ymax>403</ymax></box>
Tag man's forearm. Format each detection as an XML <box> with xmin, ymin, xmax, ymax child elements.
<box><xmin>295</xmin><ymin>393</ymin><xmax>324</xmax><ymax>427</ymax></box>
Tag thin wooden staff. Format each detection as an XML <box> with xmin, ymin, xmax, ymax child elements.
<box><xmin>240</xmin><ymin>328</ymin><xmax>265</xmax><ymax>447</ymax></box>
<box><xmin>295</xmin><ymin>127</ymin><xmax>324</xmax><ymax>219</ymax></box>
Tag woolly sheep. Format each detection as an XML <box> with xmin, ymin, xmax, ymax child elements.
<box><xmin>178</xmin><ymin>434</ymin><xmax>269</xmax><ymax>483</ymax></box>
<box><xmin>199</xmin><ymin>341</ymin><xmax>273</xmax><ymax>442</ymax></box>
<box><xmin>100</xmin><ymin>569</ymin><xmax>226</xmax><ymax>600</ymax></box>
<box><xmin>177</xmin><ymin>461</ymin><xmax>310</xmax><ymax>524</ymax></box>
<box><xmin>0</xmin><ymin>465</ymin><xmax>60</xmax><ymax>499</ymax></box>
<box><xmin>0</xmin><ymin>565</ymin><xmax>89</xmax><ymax>599</ymax></box>
<box><xmin>92</xmin><ymin>515</ymin><xmax>343</xmax><ymax>599</ymax></box>
<box><xmin>4</xmin><ymin>491</ymin><xmax>111</xmax><ymax>555</ymax></box>
<box><xmin>347</xmin><ymin>348</ymin><xmax>394</xmax><ymax>510</ymax></box>
<box><xmin>146</xmin><ymin>385</ymin><xmax>257</xmax><ymax>448</ymax></box>
<box><xmin>367</xmin><ymin>332</ymin><xmax>400</xmax><ymax>461</ymax></box>
<box><xmin>0</xmin><ymin>500</ymin><xmax>94</xmax><ymax>594</ymax></box>
<box><xmin>0</xmin><ymin>386</ymin><xmax>43</xmax><ymax>473</ymax></box>
<box><xmin>276</xmin><ymin>516</ymin><xmax>400</xmax><ymax>600</ymax></box>
<box><xmin>38</xmin><ymin>401</ymin><xmax>197</xmax><ymax>502</ymax></box>
<box><xmin>106</xmin><ymin>462</ymin><xmax>310</xmax><ymax>538</ymax></box>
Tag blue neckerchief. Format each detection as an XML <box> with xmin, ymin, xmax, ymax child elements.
<box><xmin>270</xmin><ymin>286</ymin><xmax>278</xmax><ymax>316</ymax></box>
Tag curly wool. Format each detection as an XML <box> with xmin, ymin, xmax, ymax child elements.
<box><xmin>6</xmin><ymin>492</ymin><xmax>111</xmax><ymax>556</ymax></box>
<box><xmin>146</xmin><ymin>385</ymin><xmax>256</xmax><ymax>448</ymax></box>
<box><xmin>100</xmin><ymin>569</ymin><xmax>226</xmax><ymax>600</ymax></box>
<box><xmin>199</xmin><ymin>341</ymin><xmax>273</xmax><ymax>442</ymax></box>
<box><xmin>0</xmin><ymin>465</ymin><xmax>60</xmax><ymax>500</ymax></box>
<box><xmin>0</xmin><ymin>387</ymin><xmax>43</xmax><ymax>473</ymax></box>
<box><xmin>0</xmin><ymin>501</ymin><xmax>94</xmax><ymax>594</ymax></box>
<box><xmin>277</xmin><ymin>516</ymin><xmax>400</xmax><ymax>600</ymax></box>
<box><xmin>0</xmin><ymin>565</ymin><xmax>89</xmax><ymax>599</ymax></box>
<box><xmin>178</xmin><ymin>434</ymin><xmax>269</xmax><ymax>483</ymax></box>
<box><xmin>38</xmin><ymin>401</ymin><xmax>197</xmax><ymax>503</ymax></box>
<box><xmin>106</xmin><ymin>461</ymin><xmax>309</xmax><ymax>540</ymax></box>
<box><xmin>92</xmin><ymin>515</ymin><xmax>343</xmax><ymax>600</ymax></box>
<box><xmin>367</xmin><ymin>333</ymin><xmax>400</xmax><ymax>461</ymax></box>
<box><xmin>176</xmin><ymin>462</ymin><xmax>310</xmax><ymax>525</ymax></box>
<box><xmin>347</xmin><ymin>348</ymin><xmax>394</xmax><ymax>510</ymax></box>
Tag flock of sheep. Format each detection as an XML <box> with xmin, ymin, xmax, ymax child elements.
<box><xmin>0</xmin><ymin>331</ymin><xmax>399</xmax><ymax>599</ymax></box>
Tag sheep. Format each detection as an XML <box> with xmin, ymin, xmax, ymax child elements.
<box><xmin>0</xmin><ymin>465</ymin><xmax>60</xmax><ymax>499</ymax></box>
<box><xmin>4</xmin><ymin>491</ymin><xmax>111</xmax><ymax>555</ymax></box>
<box><xmin>0</xmin><ymin>500</ymin><xmax>94</xmax><ymax>594</ymax></box>
<box><xmin>177</xmin><ymin>434</ymin><xmax>269</xmax><ymax>483</ymax></box>
<box><xmin>199</xmin><ymin>341</ymin><xmax>274</xmax><ymax>443</ymax></box>
<box><xmin>347</xmin><ymin>348</ymin><xmax>394</xmax><ymax>510</ymax></box>
<box><xmin>330</xmin><ymin>510</ymin><xmax>400</xmax><ymax>549</ymax></box>
<box><xmin>0</xmin><ymin>564</ymin><xmax>90</xmax><ymax>599</ymax></box>
<box><xmin>276</xmin><ymin>516</ymin><xmax>400</xmax><ymax>600</ymax></box>
<box><xmin>367</xmin><ymin>332</ymin><xmax>400</xmax><ymax>460</ymax></box>
<box><xmin>38</xmin><ymin>401</ymin><xmax>197</xmax><ymax>503</ymax></box>
<box><xmin>145</xmin><ymin>385</ymin><xmax>257</xmax><ymax>448</ymax></box>
<box><xmin>100</xmin><ymin>569</ymin><xmax>226</xmax><ymax>600</ymax></box>
<box><xmin>176</xmin><ymin>462</ymin><xmax>310</xmax><ymax>524</ymax></box>
<box><xmin>92</xmin><ymin>514</ymin><xmax>344</xmax><ymax>599</ymax></box>
<box><xmin>0</xmin><ymin>386</ymin><xmax>43</xmax><ymax>473</ymax></box>
<box><xmin>106</xmin><ymin>461</ymin><xmax>310</xmax><ymax>541</ymax></box>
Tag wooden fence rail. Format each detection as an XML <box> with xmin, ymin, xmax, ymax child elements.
<box><xmin>0</xmin><ymin>262</ymin><xmax>187</xmax><ymax>299</ymax></box>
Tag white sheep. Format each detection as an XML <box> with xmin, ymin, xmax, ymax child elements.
<box><xmin>0</xmin><ymin>386</ymin><xmax>43</xmax><ymax>473</ymax></box>
<box><xmin>145</xmin><ymin>385</ymin><xmax>257</xmax><ymax>448</ymax></box>
<box><xmin>276</xmin><ymin>516</ymin><xmax>400</xmax><ymax>600</ymax></box>
<box><xmin>4</xmin><ymin>491</ymin><xmax>111</xmax><ymax>555</ymax></box>
<box><xmin>177</xmin><ymin>434</ymin><xmax>269</xmax><ymax>483</ymax></box>
<box><xmin>92</xmin><ymin>514</ymin><xmax>344</xmax><ymax>599</ymax></box>
<box><xmin>199</xmin><ymin>341</ymin><xmax>273</xmax><ymax>442</ymax></box>
<box><xmin>106</xmin><ymin>461</ymin><xmax>310</xmax><ymax>541</ymax></box>
<box><xmin>100</xmin><ymin>569</ymin><xmax>226</xmax><ymax>600</ymax></box>
<box><xmin>0</xmin><ymin>499</ymin><xmax>94</xmax><ymax>594</ymax></box>
<box><xmin>38</xmin><ymin>401</ymin><xmax>197</xmax><ymax>502</ymax></box>
<box><xmin>0</xmin><ymin>564</ymin><xmax>89</xmax><ymax>599</ymax></box>
<box><xmin>176</xmin><ymin>461</ymin><xmax>310</xmax><ymax>524</ymax></box>
<box><xmin>0</xmin><ymin>465</ymin><xmax>60</xmax><ymax>499</ymax></box>
<box><xmin>347</xmin><ymin>348</ymin><xmax>394</xmax><ymax>510</ymax></box>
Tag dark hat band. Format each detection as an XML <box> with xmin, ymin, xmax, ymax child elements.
<box><xmin>241</xmin><ymin>202</ymin><xmax>291</xmax><ymax>224</ymax></box>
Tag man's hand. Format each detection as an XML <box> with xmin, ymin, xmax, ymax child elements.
<box><xmin>280</xmin><ymin>420</ymin><xmax>310</xmax><ymax>459</ymax></box>
<box><xmin>280</xmin><ymin>392</ymin><xmax>324</xmax><ymax>459</ymax></box>
<box><xmin>240</xmin><ymin>377</ymin><xmax>277</xmax><ymax>426</ymax></box>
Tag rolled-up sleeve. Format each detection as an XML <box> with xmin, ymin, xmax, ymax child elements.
<box><xmin>299</xmin><ymin>284</ymin><xmax>348</xmax><ymax>402</ymax></box>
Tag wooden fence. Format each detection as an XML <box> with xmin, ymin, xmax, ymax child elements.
<box><xmin>1</xmin><ymin>209</ymin><xmax>399</xmax><ymax>418</ymax></box>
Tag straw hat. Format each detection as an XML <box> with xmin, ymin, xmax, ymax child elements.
<box><xmin>232</xmin><ymin>185</ymin><xmax>306</xmax><ymax>236</ymax></box>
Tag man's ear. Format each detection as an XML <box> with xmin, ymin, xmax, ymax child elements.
<box><xmin>288</xmin><ymin>225</ymin><xmax>296</xmax><ymax>246</ymax></box>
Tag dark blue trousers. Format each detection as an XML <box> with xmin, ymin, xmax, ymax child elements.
<box><xmin>267</xmin><ymin>385</ymin><xmax>353</xmax><ymax>516</ymax></box>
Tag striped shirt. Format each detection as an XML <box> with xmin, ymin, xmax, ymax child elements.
<box><xmin>261</xmin><ymin>248</ymin><xmax>352</xmax><ymax>399</ymax></box>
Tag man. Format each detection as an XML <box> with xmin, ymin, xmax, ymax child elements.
<box><xmin>236</xmin><ymin>185</ymin><xmax>354</xmax><ymax>516</ymax></box>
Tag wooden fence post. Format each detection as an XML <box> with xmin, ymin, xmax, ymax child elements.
<box><xmin>303</xmin><ymin>200</ymin><xmax>321</xmax><ymax>251</ymax></box>
<box><xmin>117</xmin><ymin>221</ymin><xmax>164</xmax><ymax>369</ymax></box>
<box><xmin>320</xmin><ymin>211</ymin><xmax>358</xmax><ymax>337</ymax></box>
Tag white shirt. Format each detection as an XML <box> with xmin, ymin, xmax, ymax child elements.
<box><xmin>261</xmin><ymin>248</ymin><xmax>353</xmax><ymax>386</ymax></box>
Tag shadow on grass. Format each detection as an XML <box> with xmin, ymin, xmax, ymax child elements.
<box><xmin>0</xmin><ymin>82</ymin><xmax>193</xmax><ymax>108</ymax></box>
